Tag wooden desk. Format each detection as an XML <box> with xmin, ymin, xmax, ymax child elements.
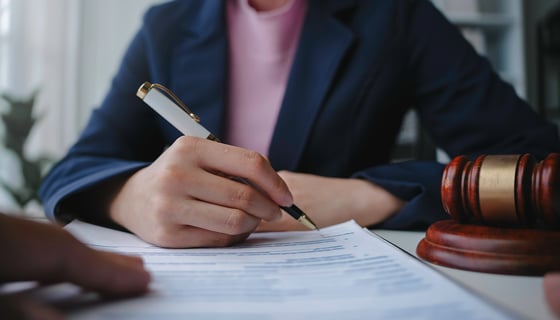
<box><xmin>373</xmin><ymin>229</ymin><xmax>556</xmax><ymax>320</ymax></box>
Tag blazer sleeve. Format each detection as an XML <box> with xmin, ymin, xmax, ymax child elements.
<box><xmin>39</xmin><ymin>13</ymin><xmax>166</xmax><ymax>222</ymax></box>
<box><xmin>354</xmin><ymin>0</ymin><xmax>560</xmax><ymax>230</ymax></box>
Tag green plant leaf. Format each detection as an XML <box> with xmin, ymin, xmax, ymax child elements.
<box><xmin>0</xmin><ymin>90</ymin><xmax>54</xmax><ymax>209</ymax></box>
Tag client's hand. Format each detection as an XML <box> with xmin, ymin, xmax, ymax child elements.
<box><xmin>0</xmin><ymin>213</ymin><xmax>150</xmax><ymax>320</ymax></box>
<box><xmin>544</xmin><ymin>272</ymin><xmax>560</xmax><ymax>317</ymax></box>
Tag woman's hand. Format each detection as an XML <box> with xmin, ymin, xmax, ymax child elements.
<box><xmin>0</xmin><ymin>213</ymin><xmax>150</xmax><ymax>320</ymax></box>
<box><xmin>258</xmin><ymin>171</ymin><xmax>405</xmax><ymax>232</ymax></box>
<box><xmin>109</xmin><ymin>136</ymin><xmax>292</xmax><ymax>248</ymax></box>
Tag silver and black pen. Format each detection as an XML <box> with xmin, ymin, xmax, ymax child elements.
<box><xmin>136</xmin><ymin>81</ymin><xmax>319</xmax><ymax>230</ymax></box>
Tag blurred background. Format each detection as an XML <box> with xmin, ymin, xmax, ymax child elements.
<box><xmin>0</xmin><ymin>0</ymin><xmax>559</xmax><ymax>217</ymax></box>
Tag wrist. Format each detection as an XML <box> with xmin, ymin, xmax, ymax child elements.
<box><xmin>350</xmin><ymin>179</ymin><xmax>406</xmax><ymax>227</ymax></box>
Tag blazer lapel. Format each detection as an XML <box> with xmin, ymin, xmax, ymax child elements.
<box><xmin>268</xmin><ymin>0</ymin><xmax>356</xmax><ymax>170</ymax></box>
<box><xmin>169</xmin><ymin>1</ymin><xmax>229</xmax><ymax>139</ymax></box>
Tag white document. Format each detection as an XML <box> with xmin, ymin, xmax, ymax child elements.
<box><xmin>65</xmin><ymin>220</ymin><xmax>514</xmax><ymax>320</ymax></box>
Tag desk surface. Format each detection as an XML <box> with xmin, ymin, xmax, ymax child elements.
<box><xmin>373</xmin><ymin>229</ymin><xmax>556</xmax><ymax>320</ymax></box>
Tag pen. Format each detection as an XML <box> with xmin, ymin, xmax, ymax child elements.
<box><xmin>136</xmin><ymin>81</ymin><xmax>319</xmax><ymax>230</ymax></box>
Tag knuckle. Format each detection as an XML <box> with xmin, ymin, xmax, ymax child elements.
<box><xmin>243</xmin><ymin>151</ymin><xmax>269</xmax><ymax>174</ymax></box>
<box><xmin>180</xmin><ymin>201</ymin><xmax>196</xmax><ymax>219</ymax></box>
<box><xmin>224</xmin><ymin>210</ymin><xmax>249</xmax><ymax>234</ymax></box>
<box><xmin>231</xmin><ymin>185</ymin><xmax>254</xmax><ymax>209</ymax></box>
<box><xmin>175</xmin><ymin>135</ymin><xmax>195</xmax><ymax>148</ymax></box>
<box><xmin>154</xmin><ymin>167</ymin><xmax>178</xmax><ymax>187</ymax></box>
<box><xmin>175</xmin><ymin>136</ymin><xmax>203</xmax><ymax>155</ymax></box>
<box><xmin>150</xmin><ymin>226</ymin><xmax>176</xmax><ymax>247</ymax></box>
<box><xmin>150</xmin><ymin>196</ymin><xmax>177</xmax><ymax>225</ymax></box>
<box><xmin>151</xmin><ymin>195</ymin><xmax>171</xmax><ymax>215</ymax></box>
<box><xmin>155</xmin><ymin>161</ymin><xmax>193</xmax><ymax>191</ymax></box>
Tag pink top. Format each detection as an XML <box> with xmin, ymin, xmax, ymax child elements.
<box><xmin>226</xmin><ymin>0</ymin><xmax>307</xmax><ymax>156</ymax></box>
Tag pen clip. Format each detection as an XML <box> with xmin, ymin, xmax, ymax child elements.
<box><xmin>137</xmin><ymin>82</ymin><xmax>201</xmax><ymax>123</ymax></box>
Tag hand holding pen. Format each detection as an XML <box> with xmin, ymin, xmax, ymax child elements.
<box><xmin>136</xmin><ymin>82</ymin><xmax>318</xmax><ymax>231</ymax></box>
<box><xmin>108</xmin><ymin>132</ymin><xmax>297</xmax><ymax>248</ymax></box>
<box><xmin>105</xmin><ymin>82</ymin><xmax>316</xmax><ymax>248</ymax></box>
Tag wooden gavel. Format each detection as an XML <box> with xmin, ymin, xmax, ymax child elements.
<box><xmin>441</xmin><ymin>153</ymin><xmax>560</xmax><ymax>228</ymax></box>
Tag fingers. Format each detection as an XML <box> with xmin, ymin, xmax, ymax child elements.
<box><xmin>181</xmin><ymin>169</ymin><xmax>283</xmax><ymax>222</ymax></box>
<box><xmin>144</xmin><ymin>200</ymin><xmax>260</xmax><ymax>247</ymax></box>
<box><xmin>0</xmin><ymin>214</ymin><xmax>150</xmax><ymax>320</ymax></box>
<box><xmin>0</xmin><ymin>214</ymin><xmax>150</xmax><ymax>297</ymax></box>
<box><xmin>0</xmin><ymin>215</ymin><xmax>76</xmax><ymax>283</ymax></box>
<box><xmin>109</xmin><ymin>136</ymin><xmax>294</xmax><ymax>248</ymax></box>
<box><xmin>63</xmin><ymin>248</ymin><xmax>151</xmax><ymax>297</ymax></box>
<box><xmin>173</xmin><ymin>136</ymin><xmax>293</xmax><ymax>206</ymax></box>
<box><xmin>150</xmin><ymin>224</ymin><xmax>253</xmax><ymax>248</ymax></box>
<box><xmin>162</xmin><ymin>199</ymin><xmax>262</xmax><ymax>234</ymax></box>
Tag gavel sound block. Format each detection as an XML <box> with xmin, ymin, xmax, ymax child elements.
<box><xmin>417</xmin><ymin>153</ymin><xmax>560</xmax><ymax>275</ymax></box>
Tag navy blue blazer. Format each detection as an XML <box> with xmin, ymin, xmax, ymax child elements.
<box><xmin>39</xmin><ymin>0</ymin><xmax>560</xmax><ymax>229</ymax></box>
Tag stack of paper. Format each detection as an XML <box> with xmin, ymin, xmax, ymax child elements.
<box><xmin>65</xmin><ymin>220</ymin><xmax>513</xmax><ymax>319</ymax></box>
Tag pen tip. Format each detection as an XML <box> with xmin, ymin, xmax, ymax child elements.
<box><xmin>300</xmin><ymin>215</ymin><xmax>320</xmax><ymax>231</ymax></box>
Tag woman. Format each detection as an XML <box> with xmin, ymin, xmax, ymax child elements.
<box><xmin>40</xmin><ymin>0</ymin><xmax>559</xmax><ymax>248</ymax></box>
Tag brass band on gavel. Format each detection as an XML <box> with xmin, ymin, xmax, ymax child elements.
<box><xmin>441</xmin><ymin>153</ymin><xmax>560</xmax><ymax>227</ymax></box>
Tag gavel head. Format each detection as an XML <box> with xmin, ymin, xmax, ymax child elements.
<box><xmin>441</xmin><ymin>153</ymin><xmax>560</xmax><ymax>228</ymax></box>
